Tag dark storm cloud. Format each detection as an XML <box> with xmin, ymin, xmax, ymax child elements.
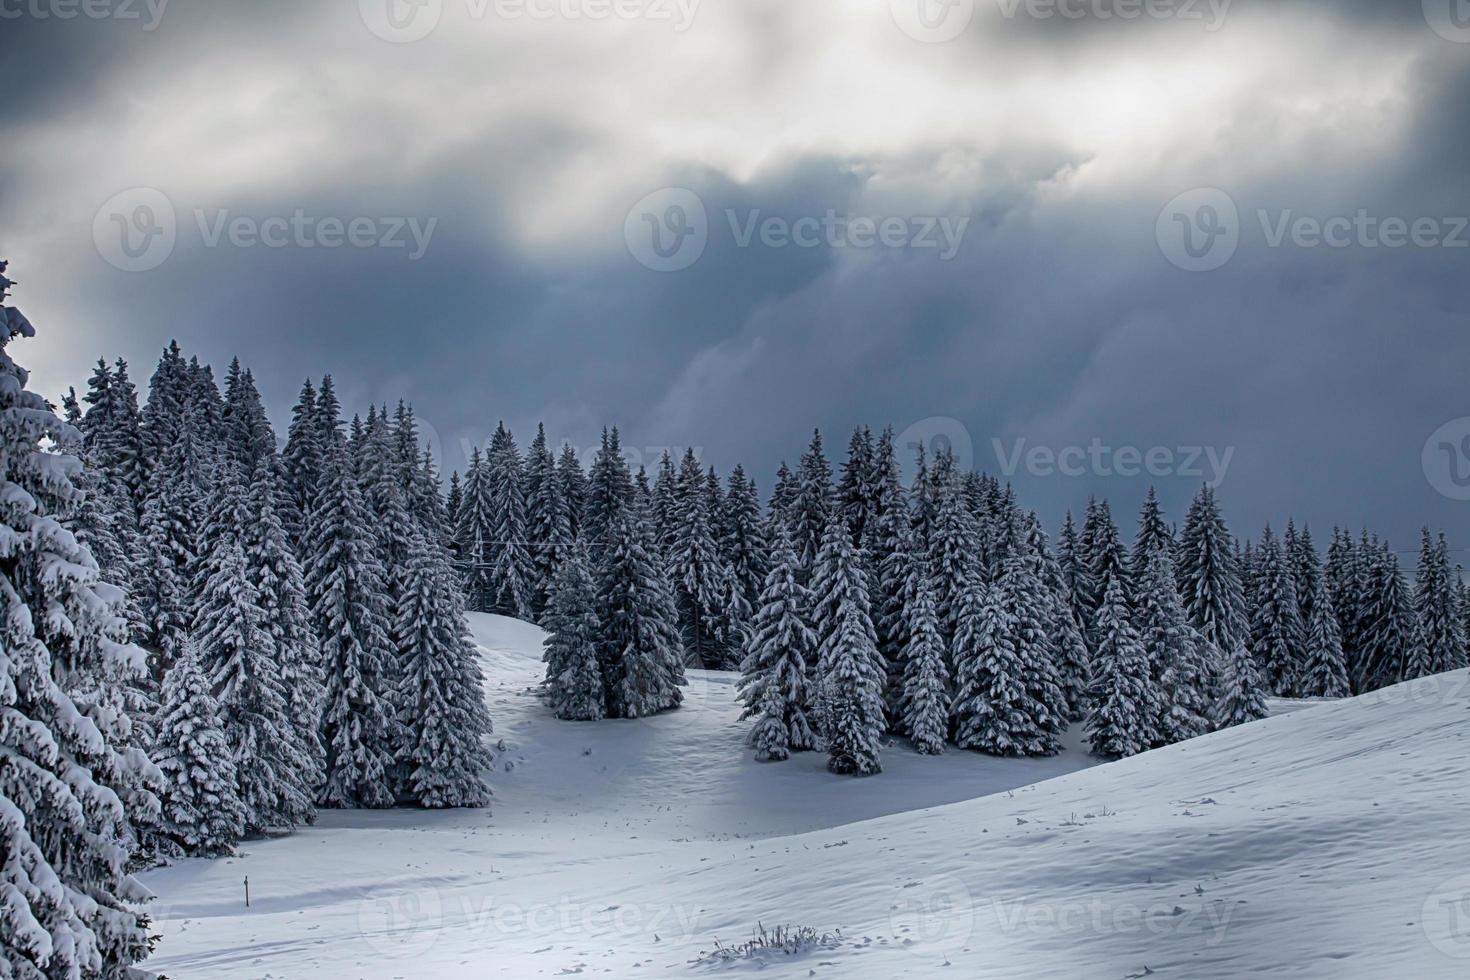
<box><xmin>1</xmin><ymin>0</ymin><xmax>1468</xmax><ymax>554</ymax></box>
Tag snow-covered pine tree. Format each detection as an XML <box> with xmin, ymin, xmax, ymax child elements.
<box><xmin>485</xmin><ymin>422</ymin><xmax>533</xmax><ymax>618</ymax></box>
<box><xmin>543</xmin><ymin>543</ymin><xmax>606</xmax><ymax>721</ymax></box>
<box><xmin>281</xmin><ymin>377</ymin><xmax>322</xmax><ymax>546</ymax></box>
<box><xmin>1248</xmin><ymin>525</ymin><xmax>1307</xmax><ymax>696</ymax></box>
<box><xmin>837</xmin><ymin>426</ymin><xmax>877</xmax><ymax>545</ymax></box>
<box><xmin>1299</xmin><ymin>574</ymin><xmax>1350</xmax><ymax>698</ymax></box>
<box><xmin>525</xmin><ymin>423</ymin><xmax>568</xmax><ymax>620</ymax></box>
<box><xmin>455</xmin><ymin>447</ymin><xmax>494</xmax><ymax>612</ymax></box>
<box><xmin>1021</xmin><ymin>514</ymin><xmax>1090</xmax><ymax>722</ymax></box>
<box><xmin>1081</xmin><ymin>499</ymin><xmax>1128</xmax><ymax>644</ymax></box>
<box><xmin>556</xmin><ymin>441</ymin><xmax>588</xmax><ymax>540</ymax></box>
<box><xmin>671</xmin><ymin>448</ymin><xmax>728</xmax><ymax>667</ymax></box>
<box><xmin>769</xmin><ymin>460</ymin><xmax>798</xmax><ymax>530</ymax></box>
<box><xmin>596</xmin><ymin>510</ymin><xmax>686</xmax><ymax>718</ymax></box>
<box><xmin>1357</xmin><ymin>545</ymin><xmax>1418</xmax><ymax>692</ymax></box>
<box><xmin>719</xmin><ymin>464</ymin><xmax>769</xmax><ymax>614</ymax></box>
<box><xmin>1177</xmin><ymin>485</ymin><xmax>1245</xmax><ymax>688</ymax></box>
<box><xmin>737</xmin><ymin>525</ymin><xmax>818</xmax><ymax>759</ymax></box>
<box><xmin>651</xmin><ymin>450</ymin><xmax>679</xmax><ymax>559</ymax></box>
<box><xmin>791</xmin><ymin>430</ymin><xmax>836</xmax><ymax>576</ymax></box>
<box><xmin>306</xmin><ymin>438</ymin><xmax>399</xmax><ymax>808</ymax></box>
<box><xmin>153</xmin><ymin>639</ymin><xmax>245</xmax><ymax>856</ymax></box>
<box><xmin>394</xmin><ymin>527</ymin><xmax>493</xmax><ymax>807</ymax></box>
<box><xmin>1131</xmin><ymin>486</ymin><xmax>1172</xmax><ymax>580</ymax></box>
<box><xmin>0</xmin><ymin>262</ymin><xmax>158</xmax><ymax>977</ymax></box>
<box><xmin>952</xmin><ymin>556</ymin><xmax>1066</xmax><ymax>757</ymax></box>
<box><xmin>220</xmin><ymin>359</ymin><xmax>275</xmax><ymax>473</ymax></box>
<box><xmin>585</xmin><ymin>427</ymin><xmax>635</xmax><ymax>560</ymax></box>
<box><xmin>1056</xmin><ymin>509</ymin><xmax>1091</xmax><ymax>628</ymax></box>
<box><xmin>1135</xmin><ymin>548</ymin><xmax>1207</xmax><ymax>745</ymax></box>
<box><xmin>926</xmin><ymin>450</ymin><xmax>980</xmax><ymax>649</ymax></box>
<box><xmin>1412</xmin><ymin>528</ymin><xmax>1467</xmax><ymax>678</ymax></box>
<box><xmin>1084</xmin><ymin>571</ymin><xmax>1160</xmax><ymax>758</ymax></box>
<box><xmin>1213</xmin><ymin>637</ymin><xmax>1269</xmax><ymax>729</ymax></box>
<box><xmin>810</xmin><ymin>517</ymin><xmax>884</xmax><ymax>774</ymax></box>
<box><xmin>1288</xmin><ymin>522</ymin><xmax>1322</xmax><ymax>631</ymax></box>
<box><xmin>898</xmin><ymin>561</ymin><xmax>948</xmax><ymax>754</ymax></box>
<box><xmin>240</xmin><ymin>460</ymin><xmax>322</xmax><ymax>829</ymax></box>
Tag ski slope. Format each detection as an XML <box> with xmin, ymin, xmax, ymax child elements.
<box><xmin>139</xmin><ymin>615</ymin><xmax>1470</xmax><ymax>978</ymax></box>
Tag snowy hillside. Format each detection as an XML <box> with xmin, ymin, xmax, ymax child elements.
<box><xmin>140</xmin><ymin>615</ymin><xmax>1470</xmax><ymax>978</ymax></box>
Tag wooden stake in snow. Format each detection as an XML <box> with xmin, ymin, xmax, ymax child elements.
<box><xmin>244</xmin><ymin>876</ymin><xmax>250</xmax><ymax>908</ymax></box>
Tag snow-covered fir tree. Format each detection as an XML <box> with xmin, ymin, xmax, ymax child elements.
<box><xmin>1299</xmin><ymin>574</ymin><xmax>1351</xmax><ymax>699</ymax></box>
<box><xmin>1135</xmin><ymin>548</ymin><xmax>1207</xmax><ymax>745</ymax></box>
<box><xmin>837</xmin><ymin>426</ymin><xmax>878</xmax><ymax>545</ymax></box>
<box><xmin>1084</xmin><ymin>572</ymin><xmax>1160</xmax><ymax>757</ymax></box>
<box><xmin>543</xmin><ymin>543</ymin><xmax>606</xmax><ymax>721</ymax></box>
<box><xmin>952</xmin><ymin>555</ymin><xmax>1066</xmax><ymax>757</ymax></box>
<box><xmin>1131</xmin><ymin>486</ymin><xmax>1172</xmax><ymax>579</ymax></box>
<box><xmin>394</xmin><ymin>528</ymin><xmax>493</xmax><ymax>807</ymax></box>
<box><xmin>898</xmin><ymin>561</ymin><xmax>948</xmax><ymax>754</ymax></box>
<box><xmin>737</xmin><ymin>526</ymin><xmax>819</xmax><ymax>760</ymax></box>
<box><xmin>1412</xmin><ymin>528</ymin><xmax>1467</xmax><ymax>678</ymax></box>
<box><xmin>671</xmin><ymin>448</ymin><xmax>731</xmax><ymax>667</ymax></box>
<box><xmin>718</xmin><ymin>463</ymin><xmax>769</xmax><ymax>615</ymax></box>
<box><xmin>1248</xmin><ymin>525</ymin><xmax>1307</xmax><ymax>696</ymax></box>
<box><xmin>485</xmin><ymin>422</ymin><xmax>534</xmax><ymax>618</ymax></box>
<box><xmin>525</xmin><ymin>423</ymin><xmax>571</xmax><ymax>620</ymax></box>
<box><xmin>0</xmin><ymin>263</ymin><xmax>158</xmax><ymax>977</ymax></box>
<box><xmin>1177</xmin><ymin>485</ymin><xmax>1245</xmax><ymax>687</ymax></box>
<box><xmin>596</xmin><ymin>510</ymin><xmax>686</xmax><ymax>718</ymax></box>
<box><xmin>153</xmin><ymin>640</ymin><xmax>245</xmax><ymax>856</ymax></box>
<box><xmin>1214</xmin><ymin>637</ymin><xmax>1269</xmax><ymax>729</ymax></box>
<box><xmin>455</xmin><ymin>446</ymin><xmax>494</xmax><ymax>611</ymax></box>
<box><xmin>810</xmin><ymin>518</ymin><xmax>885</xmax><ymax>774</ymax></box>
<box><xmin>790</xmin><ymin>430</ymin><xmax>836</xmax><ymax>575</ymax></box>
<box><xmin>307</xmin><ymin>438</ymin><xmax>399</xmax><ymax>808</ymax></box>
<box><xmin>1356</xmin><ymin>545</ymin><xmax>1418</xmax><ymax>692</ymax></box>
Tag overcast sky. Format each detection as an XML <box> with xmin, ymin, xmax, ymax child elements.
<box><xmin>2</xmin><ymin>0</ymin><xmax>1468</xmax><ymax>552</ymax></box>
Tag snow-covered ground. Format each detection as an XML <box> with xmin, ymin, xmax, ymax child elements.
<box><xmin>140</xmin><ymin>615</ymin><xmax>1470</xmax><ymax>978</ymax></box>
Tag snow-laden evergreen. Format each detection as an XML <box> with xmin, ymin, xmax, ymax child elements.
<box><xmin>1177</xmin><ymin>485</ymin><xmax>1245</xmax><ymax>688</ymax></box>
<box><xmin>307</xmin><ymin>438</ymin><xmax>399</xmax><ymax>808</ymax></box>
<box><xmin>0</xmin><ymin>262</ymin><xmax>157</xmax><ymax>978</ymax></box>
<box><xmin>595</xmin><ymin>510</ymin><xmax>686</xmax><ymax>719</ymax></box>
<box><xmin>542</xmin><ymin>543</ymin><xmax>606</xmax><ymax>721</ymax></box>
<box><xmin>952</xmin><ymin>555</ymin><xmax>1066</xmax><ymax>757</ymax></box>
<box><xmin>1300</xmin><ymin>574</ymin><xmax>1351</xmax><ymax>698</ymax></box>
<box><xmin>1412</xmin><ymin>528</ymin><xmax>1467</xmax><ymax>678</ymax></box>
<box><xmin>671</xmin><ymin>448</ymin><xmax>732</xmax><ymax>667</ymax></box>
<box><xmin>485</xmin><ymin>422</ymin><xmax>534</xmax><ymax>618</ymax></box>
<box><xmin>1248</xmin><ymin>525</ymin><xmax>1307</xmax><ymax>696</ymax></box>
<box><xmin>1084</xmin><ymin>572</ymin><xmax>1160</xmax><ymax>758</ymax></box>
<box><xmin>897</xmin><ymin>561</ymin><xmax>948</xmax><ymax>754</ymax></box>
<box><xmin>1214</xmin><ymin>637</ymin><xmax>1269</xmax><ymax>729</ymax></box>
<box><xmin>1135</xmin><ymin>548</ymin><xmax>1208</xmax><ymax>745</ymax></box>
<box><xmin>737</xmin><ymin>526</ymin><xmax>818</xmax><ymax>759</ymax></box>
<box><xmin>394</xmin><ymin>528</ymin><xmax>493</xmax><ymax>807</ymax></box>
<box><xmin>810</xmin><ymin>518</ymin><xmax>885</xmax><ymax>775</ymax></box>
<box><xmin>154</xmin><ymin>640</ymin><xmax>245</xmax><ymax>856</ymax></box>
